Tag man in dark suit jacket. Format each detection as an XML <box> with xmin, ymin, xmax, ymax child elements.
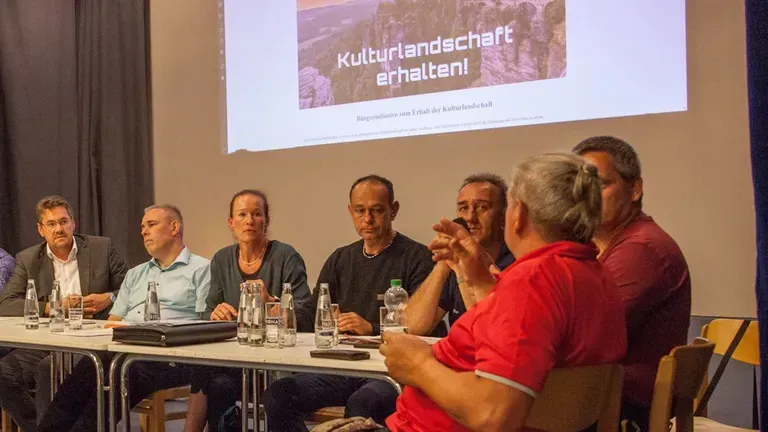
<box><xmin>0</xmin><ymin>196</ymin><xmax>127</xmax><ymax>432</ymax></box>
<box><xmin>0</xmin><ymin>234</ymin><xmax>126</xmax><ymax>318</ymax></box>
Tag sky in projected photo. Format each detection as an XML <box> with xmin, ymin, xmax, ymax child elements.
<box><xmin>297</xmin><ymin>0</ymin><xmax>353</xmax><ymax>11</ymax></box>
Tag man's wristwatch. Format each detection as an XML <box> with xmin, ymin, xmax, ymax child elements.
<box><xmin>109</xmin><ymin>292</ymin><xmax>117</xmax><ymax>303</ymax></box>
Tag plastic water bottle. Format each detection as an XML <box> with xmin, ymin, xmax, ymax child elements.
<box><xmin>384</xmin><ymin>279</ymin><xmax>409</xmax><ymax>312</ymax></box>
<box><xmin>280</xmin><ymin>283</ymin><xmax>297</xmax><ymax>347</ymax></box>
<box><xmin>314</xmin><ymin>283</ymin><xmax>334</xmax><ymax>349</ymax></box>
<box><xmin>24</xmin><ymin>279</ymin><xmax>39</xmax><ymax>330</ymax></box>
<box><xmin>384</xmin><ymin>279</ymin><xmax>409</xmax><ymax>333</ymax></box>
<box><xmin>144</xmin><ymin>281</ymin><xmax>161</xmax><ymax>322</ymax></box>
<box><xmin>49</xmin><ymin>281</ymin><xmax>65</xmax><ymax>332</ymax></box>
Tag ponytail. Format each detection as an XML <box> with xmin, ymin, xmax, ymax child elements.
<box><xmin>509</xmin><ymin>153</ymin><xmax>602</xmax><ymax>244</ymax></box>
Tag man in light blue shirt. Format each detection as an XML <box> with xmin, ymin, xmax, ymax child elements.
<box><xmin>110</xmin><ymin>245</ymin><xmax>210</xmax><ymax>322</ymax></box>
<box><xmin>39</xmin><ymin>204</ymin><xmax>211</xmax><ymax>432</ymax></box>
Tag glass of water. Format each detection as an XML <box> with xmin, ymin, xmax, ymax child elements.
<box><xmin>379</xmin><ymin>306</ymin><xmax>407</xmax><ymax>334</ymax></box>
<box><xmin>330</xmin><ymin>304</ymin><xmax>340</xmax><ymax>345</ymax></box>
<box><xmin>68</xmin><ymin>294</ymin><xmax>84</xmax><ymax>330</ymax></box>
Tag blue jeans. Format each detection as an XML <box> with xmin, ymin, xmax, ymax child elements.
<box><xmin>264</xmin><ymin>374</ymin><xmax>398</xmax><ymax>432</ymax></box>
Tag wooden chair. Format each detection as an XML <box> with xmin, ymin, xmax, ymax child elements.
<box><xmin>1</xmin><ymin>409</ymin><xmax>18</xmax><ymax>432</ymax></box>
<box><xmin>692</xmin><ymin>320</ymin><xmax>760</xmax><ymax>432</ymax></box>
<box><xmin>132</xmin><ymin>386</ymin><xmax>191</xmax><ymax>432</ymax></box>
<box><xmin>645</xmin><ymin>338</ymin><xmax>715</xmax><ymax>432</ymax></box>
<box><xmin>526</xmin><ymin>364</ymin><xmax>624</xmax><ymax>432</ymax></box>
<box><xmin>311</xmin><ymin>365</ymin><xmax>623</xmax><ymax>431</ymax></box>
<box><xmin>309</xmin><ymin>406</ymin><xmax>345</xmax><ymax>423</ymax></box>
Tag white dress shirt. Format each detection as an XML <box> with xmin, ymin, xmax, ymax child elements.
<box><xmin>46</xmin><ymin>238</ymin><xmax>81</xmax><ymax>298</ymax></box>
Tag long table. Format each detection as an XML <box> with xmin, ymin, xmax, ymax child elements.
<box><xmin>0</xmin><ymin>321</ymin><xmax>399</xmax><ymax>432</ymax></box>
<box><xmin>108</xmin><ymin>333</ymin><xmax>399</xmax><ymax>432</ymax></box>
<box><xmin>0</xmin><ymin>318</ymin><xmax>113</xmax><ymax>432</ymax></box>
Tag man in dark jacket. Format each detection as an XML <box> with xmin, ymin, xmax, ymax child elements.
<box><xmin>0</xmin><ymin>195</ymin><xmax>127</xmax><ymax>431</ymax></box>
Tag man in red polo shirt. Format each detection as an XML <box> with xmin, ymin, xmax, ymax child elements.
<box><xmin>574</xmin><ymin>136</ymin><xmax>692</xmax><ymax>430</ymax></box>
<box><xmin>380</xmin><ymin>153</ymin><xmax>627</xmax><ymax>431</ymax></box>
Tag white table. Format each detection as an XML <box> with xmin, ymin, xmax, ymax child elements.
<box><xmin>0</xmin><ymin>318</ymin><xmax>113</xmax><ymax>432</ymax></box>
<box><xmin>107</xmin><ymin>333</ymin><xmax>399</xmax><ymax>432</ymax></box>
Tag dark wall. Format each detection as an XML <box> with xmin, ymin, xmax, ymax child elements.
<box><xmin>0</xmin><ymin>0</ymin><xmax>153</xmax><ymax>266</ymax></box>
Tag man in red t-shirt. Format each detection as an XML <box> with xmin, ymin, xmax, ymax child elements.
<box><xmin>380</xmin><ymin>153</ymin><xmax>627</xmax><ymax>431</ymax></box>
<box><xmin>574</xmin><ymin>136</ymin><xmax>692</xmax><ymax>430</ymax></box>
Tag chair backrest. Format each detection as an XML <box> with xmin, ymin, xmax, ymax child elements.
<box><xmin>701</xmin><ymin>319</ymin><xmax>760</xmax><ymax>366</ymax></box>
<box><xmin>647</xmin><ymin>338</ymin><xmax>715</xmax><ymax>432</ymax></box>
<box><xmin>526</xmin><ymin>364</ymin><xmax>623</xmax><ymax>432</ymax></box>
<box><xmin>694</xmin><ymin>319</ymin><xmax>760</xmax><ymax>418</ymax></box>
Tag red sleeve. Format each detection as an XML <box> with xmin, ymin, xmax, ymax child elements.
<box><xmin>601</xmin><ymin>240</ymin><xmax>668</xmax><ymax>335</ymax></box>
<box><xmin>472</xmin><ymin>269</ymin><xmax>564</xmax><ymax>395</ymax></box>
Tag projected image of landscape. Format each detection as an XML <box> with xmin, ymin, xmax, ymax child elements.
<box><xmin>296</xmin><ymin>0</ymin><xmax>566</xmax><ymax>109</ymax></box>
<box><xmin>221</xmin><ymin>0</ymin><xmax>686</xmax><ymax>152</ymax></box>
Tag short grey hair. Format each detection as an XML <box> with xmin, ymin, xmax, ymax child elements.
<box><xmin>509</xmin><ymin>153</ymin><xmax>602</xmax><ymax>244</ymax></box>
<box><xmin>459</xmin><ymin>173</ymin><xmax>509</xmax><ymax>210</ymax></box>
<box><xmin>144</xmin><ymin>204</ymin><xmax>184</xmax><ymax>234</ymax></box>
<box><xmin>572</xmin><ymin>135</ymin><xmax>641</xmax><ymax>181</ymax></box>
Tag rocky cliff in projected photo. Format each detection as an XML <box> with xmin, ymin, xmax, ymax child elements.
<box><xmin>296</xmin><ymin>0</ymin><xmax>566</xmax><ymax>110</ymax></box>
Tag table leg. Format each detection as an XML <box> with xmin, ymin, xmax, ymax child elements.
<box><xmin>0</xmin><ymin>342</ymin><xmax>112</xmax><ymax>432</ymax></box>
<box><xmin>264</xmin><ymin>372</ymin><xmax>273</xmax><ymax>431</ymax></box>
<box><xmin>241</xmin><ymin>369</ymin><xmax>249</xmax><ymax>432</ymax></box>
<box><xmin>65</xmin><ymin>352</ymin><xmax>73</xmax><ymax>375</ymax></box>
<box><xmin>81</xmin><ymin>351</ymin><xmax>106</xmax><ymax>432</ymax></box>
<box><xmin>109</xmin><ymin>353</ymin><xmax>401</xmax><ymax>432</ymax></box>
<box><xmin>109</xmin><ymin>353</ymin><xmax>127</xmax><ymax>432</ymax></box>
<box><xmin>120</xmin><ymin>357</ymin><xmax>136</xmax><ymax>432</ymax></box>
<box><xmin>50</xmin><ymin>352</ymin><xmax>57</xmax><ymax>401</ymax></box>
<box><xmin>58</xmin><ymin>352</ymin><xmax>65</xmax><ymax>384</ymax></box>
<box><xmin>253</xmin><ymin>369</ymin><xmax>260</xmax><ymax>432</ymax></box>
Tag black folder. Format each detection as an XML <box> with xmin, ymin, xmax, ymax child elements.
<box><xmin>112</xmin><ymin>321</ymin><xmax>237</xmax><ymax>347</ymax></box>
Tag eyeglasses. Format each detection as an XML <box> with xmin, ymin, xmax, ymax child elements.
<box><xmin>40</xmin><ymin>219</ymin><xmax>72</xmax><ymax>231</ymax></box>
